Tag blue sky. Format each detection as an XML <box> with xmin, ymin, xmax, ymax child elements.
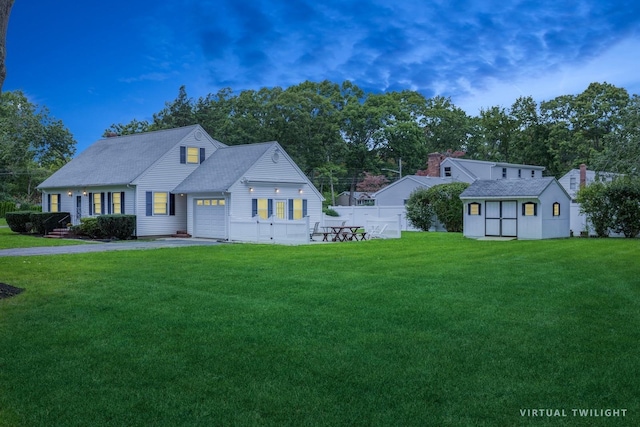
<box><xmin>6</xmin><ymin>0</ymin><xmax>640</xmax><ymax>154</ymax></box>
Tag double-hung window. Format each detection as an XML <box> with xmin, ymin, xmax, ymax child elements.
<box><xmin>154</xmin><ymin>192</ymin><xmax>168</xmax><ymax>215</ymax></box>
<box><xmin>93</xmin><ymin>193</ymin><xmax>102</xmax><ymax>215</ymax></box>
<box><xmin>112</xmin><ymin>192</ymin><xmax>123</xmax><ymax>214</ymax></box>
<box><xmin>49</xmin><ymin>194</ymin><xmax>60</xmax><ymax>213</ymax></box>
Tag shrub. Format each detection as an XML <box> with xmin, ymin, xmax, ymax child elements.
<box><xmin>607</xmin><ymin>176</ymin><xmax>640</xmax><ymax>238</ymax></box>
<box><xmin>76</xmin><ymin>217</ymin><xmax>104</xmax><ymax>239</ymax></box>
<box><xmin>576</xmin><ymin>181</ymin><xmax>612</xmax><ymax>237</ymax></box>
<box><xmin>405</xmin><ymin>188</ymin><xmax>436</xmax><ymax>231</ymax></box>
<box><xmin>323</xmin><ymin>207</ymin><xmax>340</xmax><ymax>217</ymax></box>
<box><xmin>30</xmin><ymin>212</ymin><xmax>71</xmax><ymax>235</ymax></box>
<box><xmin>425</xmin><ymin>182</ymin><xmax>469</xmax><ymax>232</ymax></box>
<box><xmin>0</xmin><ymin>201</ymin><xmax>17</xmax><ymax>218</ymax></box>
<box><xmin>5</xmin><ymin>211</ymin><xmax>36</xmax><ymax>233</ymax></box>
<box><xmin>97</xmin><ymin>215</ymin><xmax>136</xmax><ymax>240</ymax></box>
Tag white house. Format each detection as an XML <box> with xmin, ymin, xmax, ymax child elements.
<box><xmin>558</xmin><ymin>164</ymin><xmax>621</xmax><ymax>236</ymax></box>
<box><xmin>373</xmin><ymin>175</ymin><xmax>453</xmax><ymax>206</ymax></box>
<box><xmin>424</xmin><ymin>152</ymin><xmax>545</xmax><ymax>182</ymax></box>
<box><xmin>459</xmin><ymin>178</ymin><xmax>570</xmax><ymax>240</ymax></box>
<box><xmin>37</xmin><ymin>125</ymin><xmax>323</xmax><ymax>241</ymax></box>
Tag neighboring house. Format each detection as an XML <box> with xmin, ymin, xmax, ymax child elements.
<box><xmin>459</xmin><ymin>178</ymin><xmax>570</xmax><ymax>239</ymax></box>
<box><xmin>558</xmin><ymin>163</ymin><xmax>621</xmax><ymax>236</ymax></box>
<box><xmin>335</xmin><ymin>191</ymin><xmax>375</xmax><ymax>206</ymax></box>
<box><xmin>37</xmin><ymin>125</ymin><xmax>323</xmax><ymax>240</ymax></box>
<box><xmin>424</xmin><ymin>153</ymin><xmax>545</xmax><ymax>182</ymax></box>
<box><xmin>373</xmin><ymin>175</ymin><xmax>453</xmax><ymax>206</ymax></box>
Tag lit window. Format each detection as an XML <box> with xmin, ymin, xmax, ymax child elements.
<box><xmin>553</xmin><ymin>202</ymin><xmax>560</xmax><ymax>217</ymax></box>
<box><xmin>219</xmin><ymin>199</ymin><xmax>225</xmax><ymax>206</ymax></box>
<box><xmin>257</xmin><ymin>199</ymin><xmax>269</xmax><ymax>219</ymax></box>
<box><xmin>468</xmin><ymin>202</ymin><xmax>481</xmax><ymax>215</ymax></box>
<box><xmin>187</xmin><ymin>147</ymin><xmax>199</xmax><ymax>163</ymax></box>
<box><xmin>196</xmin><ymin>200</ymin><xmax>203</xmax><ymax>206</ymax></box>
<box><xmin>93</xmin><ymin>193</ymin><xmax>102</xmax><ymax>215</ymax></box>
<box><xmin>112</xmin><ymin>192</ymin><xmax>122</xmax><ymax>214</ymax></box>
<box><xmin>50</xmin><ymin>194</ymin><xmax>60</xmax><ymax>213</ymax></box>
<box><xmin>154</xmin><ymin>192</ymin><xmax>168</xmax><ymax>215</ymax></box>
<box><xmin>275</xmin><ymin>201</ymin><xmax>286</xmax><ymax>219</ymax></box>
<box><xmin>292</xmin><ymin>199</ymin><xmax>303</xmax><ymax>220</ymax></box>
<box><xmin>522</xmin><ymin>202</ymin><xmax>537</xmax><ymax>216</ymax></box>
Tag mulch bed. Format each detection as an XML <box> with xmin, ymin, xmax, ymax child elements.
<box><xmin>0</xmin><ymin>282</ymin><xmax>24</xmax><ymax>300</ymax></box>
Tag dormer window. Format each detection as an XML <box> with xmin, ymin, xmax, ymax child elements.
<box><xmin>531</xmin><ymin>170</ymin><xmax>535</xmax><ymax>178</ymax></box>
<box><xmin>444</xmin><ymin>166</ymin><xmax>452</xmax><ymax>177</ymax></box>
<box><xmin>502</xmin><ymin>168</ymin><xmax>507</xmax><ymax>179</ymax></box>
<box><xmin>180</xmin><ymin>146</ymin><xmax>205</xmax><ymax>164</ymax></box>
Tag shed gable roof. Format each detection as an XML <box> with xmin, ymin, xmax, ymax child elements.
<box><xmin>38</xmin><ymin>125</ymin><xmax>224</xmax><ymax>188</ymax></box>
<box><xmin>459</xmin><ymin>178</ymin><xmax>558</xmax><ymax>199</ymax></box>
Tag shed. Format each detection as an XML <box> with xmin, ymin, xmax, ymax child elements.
<box><xmin>459</xmin><ymin>178</ymin><xmax>570</xmax><ymax>239</ymax></box>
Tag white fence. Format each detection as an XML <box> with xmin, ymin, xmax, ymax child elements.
<box><xmin>329</xmin><ymin>205</ymin><xmax>447</xmax><ymax>232</ymax></box>
<box><xmin>229</xmin><ymin>217</ymin><xmax>310</xmax><ymax>245</ymax></box>
<box><xmin>322</xmin><ymin>211</ymin><xmax>402</xmax><ymax>239</ymax></box>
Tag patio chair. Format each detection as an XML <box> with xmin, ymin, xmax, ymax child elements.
<box><xmin>367</xmin><ymin>224</ymin><xmax>388</xmax><ymax>239</ymax></box>
<box><xmin>310</xmin><ymin>222</ymin><xmax>322</xmax><ymax>240</ymax></box>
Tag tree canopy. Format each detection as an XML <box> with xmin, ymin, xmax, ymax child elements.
<box><xmin>105</xmin><ymin>80</ymin><xmax>638</xmax><ymax>203</ymax></box>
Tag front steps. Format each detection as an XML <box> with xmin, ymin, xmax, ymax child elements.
<box><xmin>45</xmin><ymin>228</ymin><xmax>71</xmax><ymax>239</ymax></box>
<box><xmin>171</xmin><ymin>230</ymin><xmax>192</xmax><ymax>238</ymax></box>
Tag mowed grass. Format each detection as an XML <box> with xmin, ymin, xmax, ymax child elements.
<box><xmin>0</xmin><ymin>222</ymin><xmax>90</xmax><ymax>249</ymax></box>
<box><xmin>0</xmin><ymin>233</ymin><xmax>638</xmax><ymax>426</ymax></box>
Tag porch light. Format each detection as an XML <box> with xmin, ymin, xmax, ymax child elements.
<box><xmin>298</xmin><ymin>188</ymin><xmax>303</xmax><ymax>194</ymax></box>
<box><xmin>67</xmin><ymin>191</ymin><xmax>73</xmax><ymax>197</ymax></box>
<box><xmin>275</xmin><ymin>188</ymin><xmax>280</xmax><ymax>193</ymax></box>
<box><xmin>249</xmin><ymin>187</ymin><xmax>254</xmax><ymax>192</ymax></box>
<box><xmin>83</xmin><ymin>190</ymin><xmax>87</xmax><ymax>196</ymax></box>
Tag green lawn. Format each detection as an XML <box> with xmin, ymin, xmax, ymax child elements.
<box><xmin>0</xmin><ymin>223</ymin><xmax>90</xmax><ymax>249</ymax></box>
<box><xmin>0</xmin><ymin>233</ymin><xmax>638</xmax><ymax>426</ymax></box>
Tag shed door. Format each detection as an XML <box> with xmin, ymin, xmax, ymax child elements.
<box><xmin>485</xmin><ymin>201</ymin><xmax>517</xmax><ymax>237</ymax></box>
<box><xmin>194</xmin><ymin>198</ymin><xmax>227</xmax><ymax>239</ymax></box>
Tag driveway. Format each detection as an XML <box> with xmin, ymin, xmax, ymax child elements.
<box><xmin>0</xmin><ymin>238</ymin><xmax>223</xmax><ymax>257</ymax></box>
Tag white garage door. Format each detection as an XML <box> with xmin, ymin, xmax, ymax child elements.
<box><xmin>194</xmin><ymin>198</ymin><xmax>227</xmax><ymax>239</ymax></box>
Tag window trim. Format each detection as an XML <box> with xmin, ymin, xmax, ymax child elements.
<box><xmin>468</xmin><ymin>202</ymin><xmax>481</xmax><ymax>216</ymax></box>
<box><xmin>522</xmin><ymin>202</ymin><xmax>537</xmax><ymax>216</ymax></box>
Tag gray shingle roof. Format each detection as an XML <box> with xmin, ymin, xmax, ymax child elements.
<box><xmin>38</xmin><ymin>125</ymin><xmax>210</xmax><ymax>188</ymax></box>
<box><xmin>459</xmin><ymin>178</ymin><xmax>556</xmax><ymax>198</ymax></box>
<box><xmin>173</xmin><ymin>142</ymin><xmax>276</xmax><ymax>193</ymax></box>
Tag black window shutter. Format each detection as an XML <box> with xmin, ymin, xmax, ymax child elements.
<box><xmin>121</xmin><ymin>192</ymin><xmax>125</xmax><ymax>214</ymax></box>
<box><xmin>89</xmin><ymin>193</ymin><xmax>93</xmax><ymax>215</ymax></box>
<box><xmin>303</xmin><ymin>199</ymin><xmax>308</xmax><ymax>217</ymax></box>
<box><xmin>47</xmin><ymin>194</ymin><xmax>51</xmax><ymax>212</ymax></box>
<box><xmin>107</xmin><ymin>192</ymin><xmax>112</xmax><ymax>214</ymax></box>
<box><xmin>100</xmin><ymin>193</ymin><xmax>105</xmax><ymax>215</ymax></box>
<box><xmin>169</xmin><ymin>193</ymin><xmax>175</xmax><ymax>216</ymax></box>
<box><xmin>252</xmin><ymin>199</ymin><xmax>258</xmax><ymax>217</ymax></box>
<box><xmin>180</xmin><ymin>146</ymin><xmax>186</xmax><ymax>164</ymax></box>
<box><xmin>199</xmin><ymin>147</ymin><xmax>205</xmax><ymax>164</ymax></box>
<box><xmin>268</xmin><ymin>199</ymin><xmax>273</xmax><ymax>218</ymax></box>
<box><xmin>146</xmin><ymin>192</ymin><xmax>153</xmax><ymax>216</ymax></box>
<box><xmin>288</xmin><ymin>199</ymin><xmax>294</xmax><ymax>220</ymax></box>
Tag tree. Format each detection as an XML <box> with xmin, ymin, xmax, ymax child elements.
<box><xmin>356</xmin><ymin>172</ymin><xmax>389</xmax><ymax>192</ymax></box>
<box><xmin>0</xmin><ymin>90</ymin><xmax>76</xmax><ymax>201</ymax></box>
<box><xmin>405</xmin><ymin>188</ymin><xmax>436</xmax><ymax>231</ymax></box>
<box><xmin>607</xmin><ymin>176</ymin><xmax>640</xmax><ymax>238</ymax></box>
<box><xmin>0</xmin><ymin>0</ymin><xmax>13</xmax><ymax>92</ymax></box>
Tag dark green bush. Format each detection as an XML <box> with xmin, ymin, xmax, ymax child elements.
<box><xmin>30</xmin><ymin>212</ymin><xmax>71</xmax><ymax>235</ymax></box>
<box><xmin>0</xmin><ymin>201</ymin><xmax>17</xmax><ymax>218</ymax></box>
<box><xmin>323</xmin><ymin>207</ymin><xmax>340</xmax><ymax>217</ymax></box>
<box><xmin>97</xmin><ymin>215</ymin><xmax>136</xmax><ymax>240</ymax></box>
<box><xmin>76</xmin><ymin>217</ymin><xmax>104</xmax><ymax>239</ymax></box>
<box><xmin>425</xmin><ymin>182</ymin><xmax>469</xmax><ymax>232</ymax></box>
<box><xmin>5</xmin><ymin>211</ymin><xmax>36</xmax><ymax>233</ymax></box>
<box><xmin>406</xmin><ymin>188</ymin><xmax>436</xmax><ymax>231</ymax></box>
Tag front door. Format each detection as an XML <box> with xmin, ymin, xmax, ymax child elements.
<box><xmin>485</xmin><ymin>201</ymin><xmax>517</xmax><ymax>237</ymax></box>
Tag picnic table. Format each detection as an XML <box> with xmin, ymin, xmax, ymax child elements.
<box><xmin>322</xmin><ymin>225</ymin><xmax>367</xmax><ymax>242</ymax></box>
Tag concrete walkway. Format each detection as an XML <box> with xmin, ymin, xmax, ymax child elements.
<box><xmin>0</xmin><ymin>238</ymin><xmax>223</xmax><ymax>257</ymax></box>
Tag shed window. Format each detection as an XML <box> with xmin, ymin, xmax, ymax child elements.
<box><xmin>253</xmin><ymin>198</ymin><xmax>270</xmax><ymax>219</ymax></box>
<box><xmin>468</xmin><ymin>202</ymin><xmax>481</xmax><ymax>216</ymax></box>
<box><xmin>522</xmin><ymin>202</ymin><xmax>537</xmax><ymax>216</ymax></box>
<box><xmin>275</xmin><ymin>201</ymin><xmax>286</xmax><ymax>219</ymax></box>
<box><xmin>553</xmin><ymin>202</ymin><xmax>561</xmax><ymax>217</ymax></box>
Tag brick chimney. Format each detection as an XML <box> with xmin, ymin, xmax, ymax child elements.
<box><xmin>579</xmin><ymin>164</ymin><xmax>587</xmax><ymax>188</ymax></box>
<box><xmin>426</xmin><ymin>153</ymin><xmax>444</xmax><ymax>177</ymax></box>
